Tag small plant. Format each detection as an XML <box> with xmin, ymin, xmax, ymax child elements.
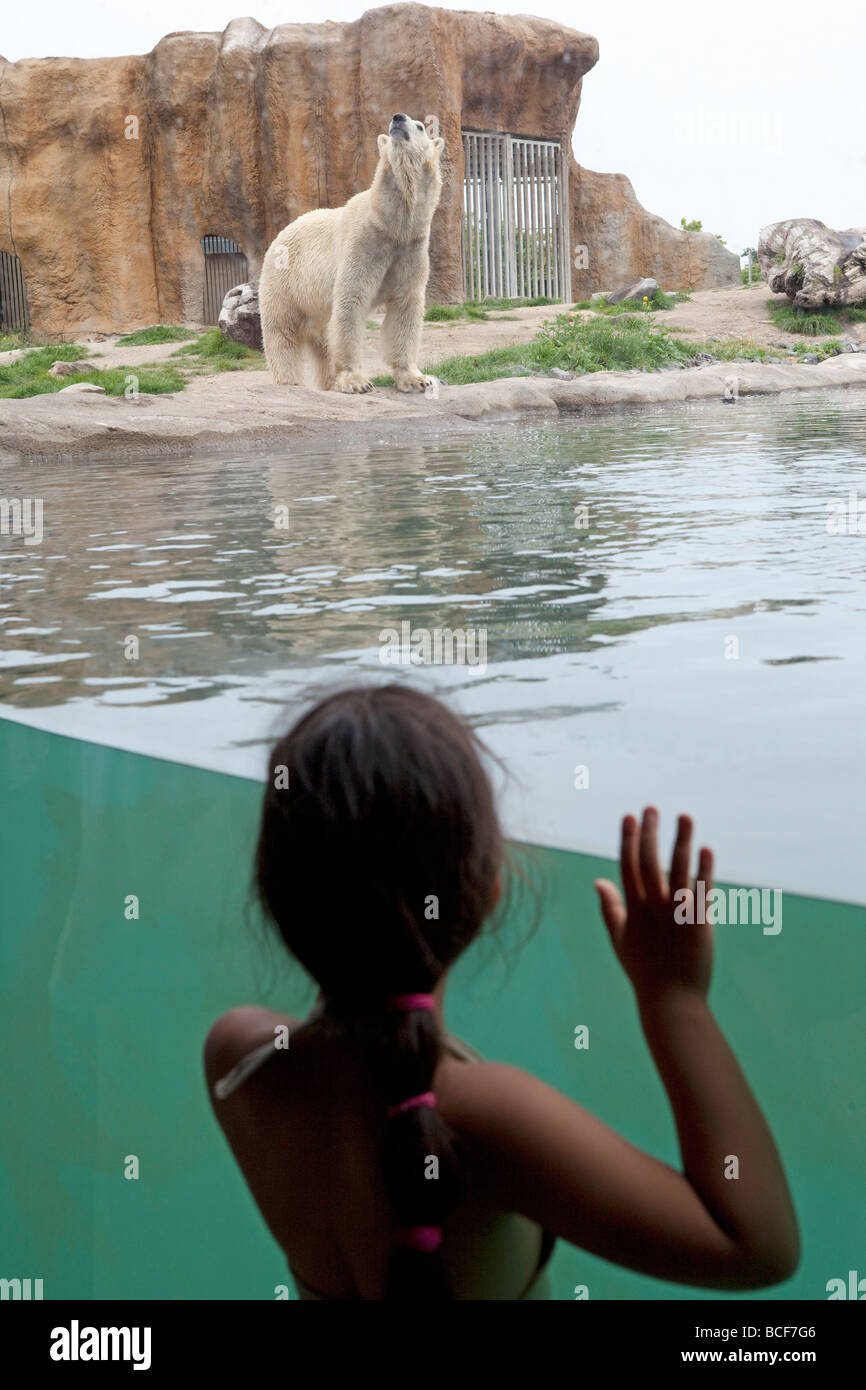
<box><xmin>424</xmin><ymin>295</ymin><xmax>557</xmax><ymax>323</ymax></box>
<box><xmin>172</xmin><ymin>329</ymin><xmax>265</xmax><ymax>370</ymax></box>
<box><xmin>767</xmin><ymin>299</ymin><xmax>839</xmax><ymax>336</ymax></box>
<box><xmin>117</xmin><ymin>324</ymin><xmax>197</xmax><ymax>346</ymax></box>
<box><xmin>774</xmin><ymin>252</ymin><xmax>785</xmax><ymax>265</ymax></box>
<box><xmin>680</xmin><ymin>217</ymin><xmax>702</xmax><ymax>232</ymax></box>
<box><xmin>790</xmin><ymin>262</ymin><xmax>805</xmax><ymax>289</ymax></box>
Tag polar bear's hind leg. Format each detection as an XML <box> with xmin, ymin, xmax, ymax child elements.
<box><xmin>262</xmin><ymin>309</ymin><xmax>304</xmax><ymax>387</ymax></box>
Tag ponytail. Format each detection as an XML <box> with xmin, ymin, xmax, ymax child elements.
<box><xmin>374</xmin><ymin>995</ymin><xmax>459</xmax><ymax>1300</ymax></box>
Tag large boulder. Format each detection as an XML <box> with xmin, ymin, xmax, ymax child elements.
<box><xmin>758</xmin><ymin>219</ymin><xmax>866</xmax><ymax>309</ymax></box>
<box><xmin>218</xmin><ymin>282</ymin><xmax>263</xmax><ymax>352</ymax></box>
<box><xmin>607</xmin><ymin>276</ymin><xmax>658</xmax><ymax>305</ymax></box>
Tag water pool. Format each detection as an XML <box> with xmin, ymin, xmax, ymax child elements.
<box><xmin>1</xmin><ymin>390</ymin><xmax>864</xmax><ymax>1299</ymax></box>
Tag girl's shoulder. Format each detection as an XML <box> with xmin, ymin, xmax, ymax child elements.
<box><xmin>204</xmin><ymin>1005</ymin><xmax>299</xmax><ymax>1096</ymax></box>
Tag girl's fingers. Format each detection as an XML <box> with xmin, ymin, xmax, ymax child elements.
<box><xmin>620</xmin><ymin>814</ymin><xmax>644</xmax><ymax>910</ymax></box>
<box><xmin>669</xmin><ymin>814</ymin><xmax>693</xmax><ymax>896</ymax></box>
<box><xmin>594</xmin><ymin>880</ymin><xmax>626</xmax><ymax>949</ymax></box>
<box><xmin>638</xmin><ymin>806</ymin><xmax>667</xmax><ymax>909</ymax></box>
<box><xmin>697</xmin><ymin>846</ymin><xmax>714</xmax><ymax>899</ymax></box>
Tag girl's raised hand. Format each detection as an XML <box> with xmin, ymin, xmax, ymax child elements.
<box><xmin>594</xmin><ymin>808</ymin><xmax>714</xmax><ymax>1005</ymax></box>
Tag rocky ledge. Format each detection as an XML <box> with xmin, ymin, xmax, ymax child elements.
<box><xmin>2</xmin><ymin>356</ymin><xmax>866</xmax><ymax>463</ymax></box>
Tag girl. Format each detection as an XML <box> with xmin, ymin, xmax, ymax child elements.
<box><xmin>205</xmin><ymin>683</ymin><xmax>799</xmax><ymax>1300</ymax></box>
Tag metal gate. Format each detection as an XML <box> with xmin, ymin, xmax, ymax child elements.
<box><xmin>201</xmin><ymin>236</ymin><xmax>249</xmax><ymax>324</ymax></box>
<box><xmin>0</xmin><ymin>251</ymin><xmax>30</xmax><ymax>334</ymax></box>
<box><xmin>462</xmin><ymin>132</ymin><xmax>570</xmax><ymax>302</ymax></box>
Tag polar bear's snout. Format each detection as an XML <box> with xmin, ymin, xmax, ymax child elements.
<box><xmin>389</xmin><ymin>113</ymin><xmax>410</xmax><ymax>139</ymax></box>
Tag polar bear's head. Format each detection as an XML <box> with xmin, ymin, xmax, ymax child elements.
<box><xmin>377</xmin><ymin>114</ymin><xmax>444</xmax><ymax>171</ymax></box>
<box><xmin>374</xmin><ymin>114</ymin><xmax>445</xmax><ymax>232</ymax></box>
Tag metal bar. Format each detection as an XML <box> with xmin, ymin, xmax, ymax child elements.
<box><xmin>548</xmin><ymin>143</ymin><xmax>557</xmax><ymax>297</ymax></box>
<box><xmin>532</xmin><ymin>143</ymin><xmax>541</xmax><ymax>298</ymax></box>
<box><xmin>469</xmin><ymin>135</ymin><xmax>477</xmax><ymax>300</ymax></box>
<box><xmin>560</xmin><ymin>143</ymin><xmax>571</xmax><ymax>302</ymax></box>
<box><xmin>522</xmin><ymin>142</ymin><xmax>528</xmax><ymax>297</ymax></box>
<box><xmin>497</xmin><ymin>136</ymin><xmax>506</xmax><ymax>296</ymax></box>
<box><xmin>483</xmin><ymin>136</ymin><xmax>493</xmax><ymax>298</ymax></box>
<box><xmin>462</xmin><ymin>133</ymin><xmax>469</xmax><ymax>299</ymax></box>
<box><xmin>544</xmin><ymin>143</ymin><xmax>555</xmax><ymax>297</ymax></box>
<box><xmin>504</xmin><ymin>135</ymin><xmax>516</xmax><ymax>299</ymax></box>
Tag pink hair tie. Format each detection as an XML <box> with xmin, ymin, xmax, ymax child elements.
<box><xmin>387</xmin><ymin>1091</ymin><xmax>437</xmax><ymax>1119</ymax></box>
<box><xmin>387</xmin><ymin>993</ymin><xmax>435</xmax><ymax>1013</ymax></box>
<box><xmin>394</xmin><ymin>1225</ymin><xmax>442</xmax><ymax>1253</ymax></box>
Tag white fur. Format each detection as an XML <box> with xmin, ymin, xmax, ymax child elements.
<box><xmin>259</xmin><ymin>117</ymin><xmax>445</xmax><ymax>393</ymax></box>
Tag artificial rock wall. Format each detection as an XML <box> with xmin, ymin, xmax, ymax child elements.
<box><xmin>0</xmin><ymin>5</ymin><xmax>739</xmax><ymax>337</ymax></box>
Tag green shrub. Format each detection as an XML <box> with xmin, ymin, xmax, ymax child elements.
<box><xmin>410</xmin><ymin>312</ymin><xmax>696</xmax><ymax>385</ymax></box>
<box><xmin>768</xmin><ymin>299</ymin><xmax>842</xmax><ymax>336</ymax></box>
<box><xmin>172</xmin><ymin>329</ymin><xmax>265</xmax><ymax>370</ymax></box>
<box><xmin>117</xmin><ymin>325</ymin><xmax>197</xmax><ymax>345</ymax></box>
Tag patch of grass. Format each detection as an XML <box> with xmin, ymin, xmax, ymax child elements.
<box><xmin>424</xmin><ymin>303</ymin><xmax>485</xmax><ymax>322</ymax></box>
<box><xmin>424</xmin><ymin>295</ymin><xmax>558</xmax><ymax>323</ymax></box>
<box><xmin>0</xmin><ymin>331</ymin><xmax>31</xmax><ymax>352</ymax></box>
<box><xmin>694</xmin><ymin>338</ymin><xmax>770</xmax><ymax>362</ymax></box>
<box><xmin>410</xmin><ymin>313</ymin><xmax>696</xmax><ymax>385</ymax></box>
<box><xmin>845</xmin><ymin>304</ymin><xmax>866</xmax><ymax>323</ymax></box>
<box><xmin>0</xmin><ymin>343</ymin><xmax>185</xmax><ymax>398</ymax></box>
<box><xmin>117</xmin><ymin>324</ymin><xmax>197</xmax><ymax>346</ymax></box>
<box><xmin>476</xmin><ymin>295</ymin><xmax>558</xmax><ymax>310</ymax></box>
<box><xmin>767</xmin><ymin>299</ymin><xmax>846</xmax><ymax>336</ymax></box>
<box><xmin>172</xmin><ymin>328</ymin><xmax>265</xmax><ymax>371</ymax></box>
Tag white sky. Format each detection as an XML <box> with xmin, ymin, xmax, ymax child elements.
<box><xmin>4</xmin><ymin>1</ymin><xmax>864</xmax><ymax>257</ymax></box>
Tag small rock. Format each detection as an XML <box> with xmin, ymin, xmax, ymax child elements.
<box><xmin>48</xmin><ymin>360</ymin><xmax>95</xmax><ymax>378</ymax></box>
<box><xmin>692</xmin><ymin>352</ymin><xmax>716</xmax><ymax>365</ymax></box>
<box><xmin>803</xmin><ymin>353</ymin><xmax>819</xmax><ymax>364</ymax></box>
<box><xmin>607</xmin><ymin>276</ymin><xmax>658</xmax><ymax>306</ymax></box>
<box><xmin>768</xmin><ymin>356</ymin><xmax>783</xmax><ymax>364</ymax></box>
<box><xmin>548</xmin><ymin>367</ymin><xmax>574</xmax><ymax>380</ymax></box>
<box><xmin>706</xmin><ymin>336</ymin><xmax>720</xmax><ymax>343</ymax></box>
<box><xmin>58</xmin><ymin>381</ymin><xmax>106</xmax><ymax>393</ymax></box>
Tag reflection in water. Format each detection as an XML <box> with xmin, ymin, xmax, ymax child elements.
<box><xmin>2</xmin><ymin>392</ymin><xmax>865</xmax><ymax>712</ymax></box>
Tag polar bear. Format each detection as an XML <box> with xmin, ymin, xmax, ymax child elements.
<box><xmin>259</xmin><ymin>114</ymin><xmax>445</xmax><ymax>394</ymax></box>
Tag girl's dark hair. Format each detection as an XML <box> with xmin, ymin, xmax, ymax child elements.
<box><xmin>255</xmin><ymin>683</ymin><xmax>504</xmax><ymax>1299</ymax></box>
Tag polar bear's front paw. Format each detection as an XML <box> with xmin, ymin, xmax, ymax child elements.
<box><xmin>334</xmin><ymin>370</ymin><xmax>374</xmax><ymax>394</ymax></box>
<box><xmin>394</xmin><ymin>368</ymin><xmax>434</xmax><ymax>393</ymax></box>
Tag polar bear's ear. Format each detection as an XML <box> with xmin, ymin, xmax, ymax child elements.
<box><xmin>377</xmin><ymin>133</ymin><xmax>389</xmax><ymax>155</ymax></box>
<box><xmin>433</xmin><ymin>137</ymin><xmax>445</xmax><ymax>155</ymax></box>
